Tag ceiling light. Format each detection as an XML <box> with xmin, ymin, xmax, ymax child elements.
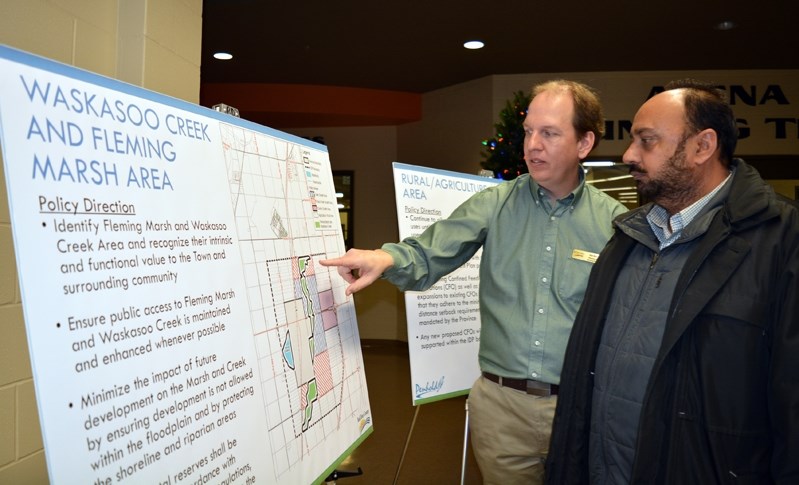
<box><xmin>583</xmin><ymin>160</ymin><xmax>614</xmax><ymax>167</ymax></box>
<box><xmin>463</xmin><ymin>40</ymin><xmax>484</xmax><ymax>50</ymax></box>
<box><xmin>598</xmin><ymin>186</ymin><xmax>638</xmax><ymax>192</ymax></box>
<box><xmin>715</xmin><ymin>20</ymin><xmax>736</xmax><ymax>31</ymax></box>
<box><xmin>214</xmin><ymin>52</ymin><xmax>233</xmax><ymax>60</ymax></box>
<box><xmin>586</xmin><ymin>174</ymin><xmax>634</xmax><ymax>184</ymax></box>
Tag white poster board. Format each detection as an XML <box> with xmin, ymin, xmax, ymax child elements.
<box><xmin>391</xmin><ymin>162</ymin><xmax>499</xmax><ymax>405</ymax></box>
<box><xmin>0</xmin><ymin>45</ymin><xmax>372</xmax><ymax>485</ymax></box>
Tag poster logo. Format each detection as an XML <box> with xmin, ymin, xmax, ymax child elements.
<box><xmin>415</xmin><ymin>376</ymin><xmax>445</xmax><ymax>398</ymax></box>
<box><xmin>358</xmin><ymin>412</ymin><xmax>371</xmax><ymax>433</ymax></box>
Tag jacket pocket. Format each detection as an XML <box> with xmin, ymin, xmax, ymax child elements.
<box><xmin>701</xmin><ymin>292</ymin><xmax>769</xmax><ymax>329</ymax></box>
<box><xmin>692</xmin><ymin>305</ymin><xmax>771</xmax><ymax>436</ymax></box>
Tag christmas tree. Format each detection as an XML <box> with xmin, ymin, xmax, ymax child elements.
<box><xmin>480</xmin><ymin>90</ymin><xmax>531</xmax><ymax>180</ymax></box>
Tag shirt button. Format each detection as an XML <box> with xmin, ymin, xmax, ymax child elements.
<box><xmin>537</xmin><ymin>308</ymin><xmax>544</xmax><ymax>314</ymax></box>
<box><xmin>535</xmin><ymin>340</ymin><xmax>541</xmax><ymax>346</ymax></box>
<box><xmin>546</xmin><ymin>246</ymin><xmax>552</xmax><ymax>251</ymax></box>
<box><xmin>531</xmin><ymin>372</ymin><xmax>538</xmax><ymax>378</ymax></box>
<box><xmin>550</xmin><ymin>216</ymin><xmax>556</xmax><ymax>221</ymax></box>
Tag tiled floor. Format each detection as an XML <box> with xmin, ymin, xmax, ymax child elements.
<box><xmin>330</xmin><ymin>340</ymin><xmax>483</xmax><ymax>485</ymax></box>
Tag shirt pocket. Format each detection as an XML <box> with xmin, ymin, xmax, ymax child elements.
<box><xmin>556</xmin><ymin>256</ymin><xmax>593</xmax><ymax>305</ymax></box>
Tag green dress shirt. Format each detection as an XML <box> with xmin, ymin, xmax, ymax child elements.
<box><xmin>381</xmin><ymin>171</ymin><xmax>625</xmax><ymax>384</ymax></box>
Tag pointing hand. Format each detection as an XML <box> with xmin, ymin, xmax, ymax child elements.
<box><xmin>319</xmin><ymin>249</ymin><xmax>394</xmax><ymax>295</ymax></box>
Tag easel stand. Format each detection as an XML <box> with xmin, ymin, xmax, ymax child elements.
<box><xmin>460</xmin><ymin>399</ymin><xmax>470</xmax><ymax>485</ymax></box>
<box><xmin>393</xmin><ymin>405</ymin><xmax>421</xmax><ymax>485</ymax></box>
<box><xmin>392</xmin><ymin>399</ymin><xmax>471</xmax><ymax>485</ymax></box>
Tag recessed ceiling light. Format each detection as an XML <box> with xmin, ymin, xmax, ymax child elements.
<box><xmin>463</xmin><ymin>40</ymin><xmax>484</xmax><ymax>50</ymax></box>
<box><xmin>214</xmin><ymin>52</ymin><xmax>233</xmax><ymax>60</ymax></box>
<box><xmin>715</xmin><ymin>20</ymin><xmax>736</xmax><ymax>31</ymax></box>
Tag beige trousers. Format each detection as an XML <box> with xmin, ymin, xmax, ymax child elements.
<box><xmin>468</xmin><ymin>375</ymin><xmax>558</xmax><ymax>485</ymax></box>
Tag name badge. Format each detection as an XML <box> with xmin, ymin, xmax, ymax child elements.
<box><xmin>571</xmin><ymin>249</ymin><xmax>599</xmax><ymax>263</ymax></box>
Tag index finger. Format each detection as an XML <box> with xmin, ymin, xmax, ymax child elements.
<box><xmin>318</xmin><ymin>257</ymin><xmax>345</xmax><ymax>267</ymax></box>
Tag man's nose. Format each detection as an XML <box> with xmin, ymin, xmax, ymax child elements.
<box><xmin>622</xmin><ymin>144</ymin><xmax>637</xmax><ymax>164</ymax></box>
<box><xmin>525</xmin><ymin>132</ymin><xmax>542</xmax><ymax>151</ymax></box>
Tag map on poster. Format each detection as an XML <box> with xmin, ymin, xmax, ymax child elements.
<box><xmin>218</xmin><ymin>124</ymin><xmax>370</xmax><ymax>478</ymax></box>
<box><xmin>391</xmin><ymin>163</ymin><xmax>498</xmax><ymax>405</ymax></box>
<box><xmin>0</xmin><ymin>44</ymin><xmax>371</xmax><ymax>484</ymax></box>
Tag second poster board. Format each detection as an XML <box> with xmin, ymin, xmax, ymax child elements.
<box><xmin>391</xmin><ymin>162</ymin><xmax>499</xmax><ymax>405</ymax></box>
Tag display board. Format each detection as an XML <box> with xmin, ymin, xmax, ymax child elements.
<box><xmin>0</xmin><ymin>44</ymin><xmax>372</xmax><ymax>485</ymax></box>
<box><xmin>391</xmin><ymin>162</ymin><xmax>498</xmax><ymax>405</ymax></box>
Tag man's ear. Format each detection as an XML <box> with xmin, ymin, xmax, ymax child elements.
<box><xmin>577</xmin><ymin>131</ymin><xmax>595</xmax><ymax>159</ymax></box>
<box><xmin>693</xmin><ymin>128</ymin><xmax>718</xmax><ymax>166</ymax></box>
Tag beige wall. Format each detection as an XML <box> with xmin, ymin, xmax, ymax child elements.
<box><xmin>398</xmin><ymin>76</ymin><xmax>495</xmax><ymax>174</ymax></box>
<box><xmin>0</xmin><ymin>0</ymin><xmax>202</xmax><ymax>481</ymax></box>
<box><xmin>768</xmin><ymin>179</ymin><xmax>799</xmax><ymax>199</ymax></box>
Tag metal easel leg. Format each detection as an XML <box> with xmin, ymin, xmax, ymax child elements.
<box><xmin>393</xmin><ymin>404</ymin><xmax>421</xmax><ymax>485</ymax></box>
<box><xmin>460</xmin><ymin>398</ymin><xmax>470</xmax><ymax>485</ymax></box>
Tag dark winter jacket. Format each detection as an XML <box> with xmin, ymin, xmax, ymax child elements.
<box><xmin>546</xmin><ymin>159</ymin><xmax>799</xmax><ymax>484</ymax></box>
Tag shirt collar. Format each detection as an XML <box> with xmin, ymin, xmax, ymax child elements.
<box><xmin>647</xmin><ymin>169</ymin><xmax>733</xmax><ymax>249</ymax></box>
<box><xmin>529</xmin><ymin>166</ymin><xmax>585</xmax><ymax>209</ymax></box>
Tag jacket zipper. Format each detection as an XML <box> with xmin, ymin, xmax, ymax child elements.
<box><xmin>649</xmin><ymin>251</ymin><xmax>659</xmax><ymax>270</ymax></box>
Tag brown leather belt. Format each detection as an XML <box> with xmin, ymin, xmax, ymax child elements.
<box><xmin>482</xmin><ymin>372</ymin><xmax>559</xmax><ymax>397</ymax></box>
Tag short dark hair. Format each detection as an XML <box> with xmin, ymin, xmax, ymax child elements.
<box><xmin>664</xmin><ymin>79</ymin><xmax>738</xmax><ymax>166</ymax></box>
<box><xmin>532</xmin><ymin>80</ymin><xmax>604</xmax><ymax>151</ymax></box>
